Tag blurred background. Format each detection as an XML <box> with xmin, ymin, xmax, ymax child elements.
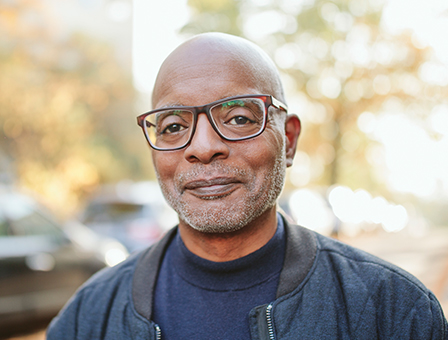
<box><xmin>1</xmin><ymin>0</ymin><xmax>448</xmax><ymax>338</ymax></box>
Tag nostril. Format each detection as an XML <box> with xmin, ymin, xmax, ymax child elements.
<box><xmin>185</xmin><ymin>139</ymin><xmax>229</xmax><ymax>164</ymax></box>
<box><xmin>184</xmin><ymin>120</ymin><xmax>229</xmax><ymax>164</ymax></box>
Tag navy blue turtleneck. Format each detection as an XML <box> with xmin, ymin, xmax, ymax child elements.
<box><xmin>152</xmin><ymin>216</ymin><xmax>286</xmax><ymax>339</ymax></box>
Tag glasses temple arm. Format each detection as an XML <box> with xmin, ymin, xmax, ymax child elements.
<box><xmin>271</xmin><ymin>97</ymin><xmax>288</xmax><ymax>113</ymax></box>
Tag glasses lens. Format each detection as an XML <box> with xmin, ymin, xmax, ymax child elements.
<box><xmin>144</xmin><ymin>109</ymin><xmax>193</xmax><ymax>149</ymax></box>
<box><xmin>210</xmin><ymin>97</ymin><xmax>266</xmax><ymax>140</ymax></box>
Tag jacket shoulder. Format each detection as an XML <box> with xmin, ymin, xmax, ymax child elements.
<box><xmin>276</xmin><ymin>228</ymin><xmax>447</xmax><ymax>338</ymax></box>
<box><xmin>314</xmin><ymin>232</ymin><xmax>428</xmax><ymax>291</ymax></box>
<box><xmin>46</xmin><ymin>247</ymin><xmax>155</xmax><ymax>339</ymax></box>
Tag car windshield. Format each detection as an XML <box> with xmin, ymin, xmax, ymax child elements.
<box><xmin>82</xmin><ymin>203</ymin><xmax>150</xmax><ymax>224</ymax></box>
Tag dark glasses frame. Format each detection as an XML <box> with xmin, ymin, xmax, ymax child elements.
<box><xmin>136</xmin><ymin>94</ymin><xmax>288</xmax><ymax>151</ymax></box>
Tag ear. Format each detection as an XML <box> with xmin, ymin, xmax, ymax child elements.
<box><xmin>284</xmin><ymin>114</ymin><xmax>301</xmax><ymax>167</ymax></box>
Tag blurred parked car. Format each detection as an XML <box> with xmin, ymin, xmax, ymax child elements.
<box><xmin>79</xmin><ymin>181</ymin><xmax>178</xmax><ymax>253</ymax></box>
<box><xmin>0</xmin><ymin>188</ymin><xmax>128</xmax><ymax>338</ymax></box>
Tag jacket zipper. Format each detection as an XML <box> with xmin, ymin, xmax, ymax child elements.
<box><xmin>155</xmin><ymin>324</ymin><xmax>162</xmax><ymax>340</ymax></box>
<box><xmin>266</xmin><ymin>304</ymin><xmax>275</xmax><ymax>340</ymax></box>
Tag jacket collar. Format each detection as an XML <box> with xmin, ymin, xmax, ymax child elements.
<box><xmin>132</xmin><ymin>227</ymin><xmax>177</xmax><ymax>321</ymax></box>
<box><xmin>276</xmin><ymin>214</ymin><xmax>317</xmax><ymax>298</ymax></box>
<box><xmin>132</xmin><ymin>215</ymin><xmax>318</xmax><ymax>320</ymax></box>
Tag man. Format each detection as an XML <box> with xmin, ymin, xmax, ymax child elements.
<box><xmin>47</xmin><ymin>33</ymin><xmax>447</xmax><ymax>339</ymax></box>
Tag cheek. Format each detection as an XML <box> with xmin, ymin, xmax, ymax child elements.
<box><xmin>152</xmin><ymin>151</ymin><xmax>179</xmax><ymax>184</ymax></box>
<box><xmin>250</xmin><ymin>128</ymin><xmax>284</xmax><ymax>160</ymax></box>
<box><xmin>246</xmin><ymin>149</ymin><xmax>271</xmax><ymax>169</ymax></box>
<box><xmin>239</xmin><ymin>136</ymin><xmax>284</xmax><ymax>175</ymax></box>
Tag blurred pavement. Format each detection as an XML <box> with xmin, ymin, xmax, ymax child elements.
<box><xmin>5</xmin><ymin>330</ymin><xmax>45</xmax><ymax>340</ymax></box>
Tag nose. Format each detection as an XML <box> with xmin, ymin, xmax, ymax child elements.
<box><xmin>183</xmin><ymin>113</ymin><xmax>229</xmax><ymax>164</ymax></box>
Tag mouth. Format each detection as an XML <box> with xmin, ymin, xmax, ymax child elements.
<box><xmin>183</xmin><ymin>177</ymin><xmax>241</xmax><ymax>199</ymax></box>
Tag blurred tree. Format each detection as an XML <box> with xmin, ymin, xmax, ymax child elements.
<box><xmin>182</xmin><ymin>0</ymin><xmax>448</xmax><ymax>200</ymax></box>
<box><xmin>0</xmin><ymin>0</ymin><xmax>150</xmax><ymax>216</ymax></box>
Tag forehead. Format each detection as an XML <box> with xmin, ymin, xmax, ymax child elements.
<box><xmin>153</xmin><ymin>56</ymin><xmax>266</xmax><ymax>108</ymax></box>
<box><xmin>152</xmin><ymin>43</ymin><xmax>273</xmax><ymax>108</ymax></box>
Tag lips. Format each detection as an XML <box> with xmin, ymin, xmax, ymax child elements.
<box><xmin>183</xmin><ymin>177</ymin><xmax>241</xmax><ymax>199</ymax></box>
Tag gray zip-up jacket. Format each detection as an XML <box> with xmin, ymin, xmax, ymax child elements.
<box><xmin>47</xmin><ymin>217</ymin><xmax>448</xmax><ymax>339</ymax></box>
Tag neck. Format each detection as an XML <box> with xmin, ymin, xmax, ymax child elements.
<box><xmin>178</xmin><ymin>207</ymin><xmax>278</xmax><ymax>262</ymax></box>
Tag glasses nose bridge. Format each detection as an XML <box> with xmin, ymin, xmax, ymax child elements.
<box><xmin>189</xmin><ymin>103</ymin><xmax>223</xmax><ymax>142</ymax></box>
<box><xmin>195</xmin><ymin>103</ymin><xmax>211</xmax><ymax>115</ymax></box>
<box><xmin>193</xmin><ymin>104</ymin><xmax>216</xmax><ymax>128</ymax></box>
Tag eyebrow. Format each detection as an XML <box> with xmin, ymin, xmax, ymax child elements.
<box><xmin>157</xmin><ymin>102</ymin><xmax>183</xmax><ymax>109</ymax></box>
<box><xmin>155</xmin><ymin>109</ymin><xmax>189</xmax><ymax>123</ymax></box>
<box><xmin>155</xmin><ymin>94</ymin><xmax>252</xmax><ymax>109</ymax></box>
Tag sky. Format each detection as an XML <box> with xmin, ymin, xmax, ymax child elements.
<box><xmin>132</xmin><ymin>0</ymin><xmax>190</xmax><ymax>94</ymax></box>
<box><xmin>382</xmin><ymin>0</ymin><xmax>448</xmax><ymax>65</ymax></box>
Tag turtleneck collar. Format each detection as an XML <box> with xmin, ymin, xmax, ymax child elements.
<box><xmin>169</xmin><ymin>215</ymin><xmax>286</xmax><ymax>291</ymax></box>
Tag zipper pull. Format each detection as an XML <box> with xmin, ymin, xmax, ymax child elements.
<box><xmin>155</xmin><ymin>324</ymin><xmax>162</xmax><ymax>340</ymax></box>
<box><xmin>266</xmin><ymin>304</ymin><xmax>275</xmax><ymax>340</ymax></box>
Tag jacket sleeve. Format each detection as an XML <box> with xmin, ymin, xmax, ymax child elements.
<box><xmin>46</xmin><ymin>258</ymin><xmax>156</xmax><ymax>340</ymax></box>
<box><xmin>46</xmin><ymin>288</ymin><xmax>88</xmax><ymax>340</ymax></box>
<box><xmin>416</xmin><ymin>292</ymin><xmax>448</xmax><ymax>340</ymax></box>
<box><xmin>274</xmin><ymin>232</ymin><xmax>448</xmax><ymax>340</ymax></box>
<box><xmin>351</xmin><ymin>272</ymin><xmax>448</xmax><ymax>339</ymax></box>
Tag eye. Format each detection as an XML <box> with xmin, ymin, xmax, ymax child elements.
<box><xmin>228</xmin><ymin>116</ymin><xmax>254</xmax><ymax>125</ymax></box>
<box><xmin>161</xmin><ymin>123</ymin><xmax>186</xmax><ymax>134</ymax></box>
<box><xmin>155</xmin><ymin>110</ymin><xmax>192</xmax><ymax>136</ymax></box>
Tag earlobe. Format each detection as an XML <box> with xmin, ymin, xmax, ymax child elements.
<box><xmin>284</xmin><ymin>115</ymin><xmax>301</xmax><ymax>167</ymax></box>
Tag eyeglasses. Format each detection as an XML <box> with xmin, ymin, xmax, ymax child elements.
<box><xmin>136</xmin><ymin>94</ymin><xmax>288</xmax><ymax>151</ymax></box>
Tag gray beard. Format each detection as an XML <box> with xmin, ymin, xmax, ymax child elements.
<box><xmin>156</xmin><ymin>139</ymin><xmax>286</xmax><ymax>234</ymax></box>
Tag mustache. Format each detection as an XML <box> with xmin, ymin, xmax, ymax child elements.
<box><xmin>176</xmin><ymin>163</ymin><xmax>248</xmax><ymax>187</ymax></box>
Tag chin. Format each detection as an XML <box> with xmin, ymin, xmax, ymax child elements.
<box><xmin>180</xmin><ymin>200</ymin><xmax>277</xmax><ymax>234</ymax></box>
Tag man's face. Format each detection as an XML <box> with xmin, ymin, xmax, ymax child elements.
<box><xmin>151</xmin><ymin>53</ymin><xmax>288</xmax><ymax>233</ymax></box>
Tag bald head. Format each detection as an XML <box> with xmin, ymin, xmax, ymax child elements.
<box><xmin>151</xmin><ymin>33</ymin><xmax>285</xmax><ymax>108</ymax></box>
<box><xmin>147</xmin><ymin>32</ymin><xmax>302</xmax><ymax>238</ymax></box>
